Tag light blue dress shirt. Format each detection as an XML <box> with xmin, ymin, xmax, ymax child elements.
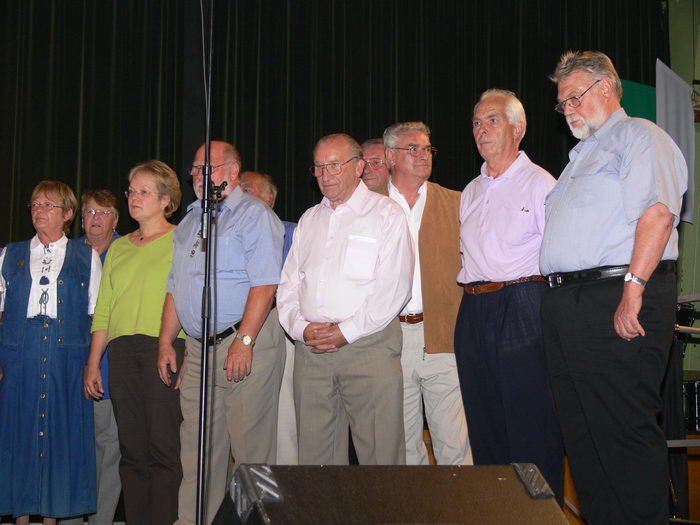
<box><xmin>540</xmin><ymin>109</ymin><xmax>687</xmax><ymax>275</ymax></box>
<box><xmin>168</xmin><ymin>185</ymin><xmax>284</xmax><ymax>337</ymax></box>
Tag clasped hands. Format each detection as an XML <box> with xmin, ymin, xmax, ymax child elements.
<box><xmin>303</xmin><ymin>322</ymin><xmax>348</xmax><ymax>353</ymax></box>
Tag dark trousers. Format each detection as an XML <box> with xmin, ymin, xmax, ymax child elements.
<box><xmin>542</xmin><ymin>271</ymin><xmax>676</xmax><ymax>525</ymax></box>
<box><xmin>109</xmin><ymin>334</ymin><xmax>185</xmax><ymax>525</ymax></box>
<box><xmin>454</xmin><ymin>281</ymin><xmax>564</xmax><ymax>502</ymax></box>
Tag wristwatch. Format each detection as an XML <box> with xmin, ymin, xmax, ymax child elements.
<box><xmin>236</xmin><ymin>333</ymin><xmax>256</xmax><ymax>346</ymax></box>
<box><xmin>623</xmin><ymin>272</ymin><xmax>647</xmax><ymax>287</ymax></box>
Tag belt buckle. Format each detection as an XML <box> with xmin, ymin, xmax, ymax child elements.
<box><xmin>547</xmin><ymin>274</ymin><xmax>563</xmax><ymax>288</ymax></box>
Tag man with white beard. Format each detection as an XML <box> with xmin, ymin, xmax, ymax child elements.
<box><xmin>541</xmin><ymin>51</ymin><xmax>687</xmax><ymax>525</ymax></box>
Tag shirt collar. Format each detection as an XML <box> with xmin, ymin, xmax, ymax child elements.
<box><xmin>31</xmin><ymin>234</ymin><xmax>68</xmax><ymax>250</ymax></box>
<box><xmin>570</xmin><ymin>108</ymin><xmax>627</xmax><ymax>159</ymax></box>
<box><xmin>477</xmin><ymin>151</ymin><xmax>529</xmax><ymax>183</ymax></box>
<box><xmin>387</xmin><ymin>177</ymin><xmax>427</xmax><ymax>201</ymax></box>
<box><xmin>592</xmin><ymin>108</ymin><xmax>627</xmax><ymax>142</ymax></box>
<box><xmin>321</xmin><ymin>179</ymin><xmax>366</xmax><ymax>213</ymax></box>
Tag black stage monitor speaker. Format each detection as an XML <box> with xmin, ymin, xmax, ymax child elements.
<box><xmin>213</xmin><ymin>463</ymin><xmax>569</xmax><ymax>525</ymax></box>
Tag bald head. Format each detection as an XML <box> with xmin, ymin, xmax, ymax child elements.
<box><xmin>240</xmin><ymin>171</ymin><xmax>277</xmax><ymax>207</ymax></box>
<box><xmin>191</xmin><ymin>141</ymin><xmax>241</xmax><ymax>199</ymax></box>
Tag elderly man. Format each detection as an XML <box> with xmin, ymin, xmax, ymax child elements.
<box><xmin>239</xmin><ymin>171</ymin><xmax>296</xmax><ymax>261</ymax></box>
<box><xmin>361</xmin><ymin>138</ymin><xmax>391</xmax><ymax>195</ymax></box>
<box><xmin>454</xmin><ymin>91</ymin><xmax>563</xmax><ymax>498</ymax></box>
<box><xmin>542</xmin><ymin>51</ymin><xmax>687</xmax><ymax>525</ymax></box>
<box><xmin>384</xmin><ymin>121</ymin><xmax>471</xmax><ymax>466</ymax></box>
<box><xmin>278</xmin><ymin>133</ymin><xmax>414</xmax><ymax>465</ymax></box>
<box><xmin>239</xmin><ymin>170</ymin><xmax>298</xmax><ymax>465</ymax></box>
<box><xmin>157</xmin><ymin>141</ymin><xmax>285</xmax><ymax>524</ymax></box>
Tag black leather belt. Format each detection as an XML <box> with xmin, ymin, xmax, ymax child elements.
<box><xmin>546</xmin><ymin>261</ymin><xmax>676</xmax><ymax>289</ymax></box>
<box><xmin>195</xmin><ymin>321</ymin><xmax>241</xmax><ymax>346</ymax></box>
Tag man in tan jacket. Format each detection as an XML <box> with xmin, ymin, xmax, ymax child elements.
<box><xmin>384</xmin><ymin>121</ymin><xmax>472</xmax><ymax>465</ymax></box>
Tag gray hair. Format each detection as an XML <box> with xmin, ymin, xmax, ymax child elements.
<box><xmin>361</xmin><ymin>138</ymin><xmax>384</xmax><ymax>149</ymax></box>
<box><xmin>314</xmin><ymin>133</ymin><xmax>363</xmax><ymax>160</ymax></box>
<box><xmin>550</xmin><ymin>50</ymin><xmax>622</xmax><ymax>100</ymax></box>
<box><xmin>383</xmin><ymin>121</ymin><xmax>431</xmax><ymax>149</ymax></box>
<box><xmin>474</xmin><ymin>89</ymin><xmax>527</xmax><ymax>139</ymax></box>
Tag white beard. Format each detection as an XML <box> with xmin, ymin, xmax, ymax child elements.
<box><xmin>566</xmin><ymin>106</ymin><xmax>607</xmax><ymax>140</ymax></box>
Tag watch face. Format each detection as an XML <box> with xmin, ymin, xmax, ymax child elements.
<box><xmin>241</xmin><ymin>335</ymin><xmax>253</xmax><ymax>345</ymax></box>
<box><xmin>624</xmin><ymin>272</ymin><xmax>632</xmax><ymax>282</ymax></box>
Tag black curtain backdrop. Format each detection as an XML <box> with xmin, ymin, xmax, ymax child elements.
<box><xmin>1</xmin><ymin>0</ymin><xmax>669</xmax><ymax>242</ymax></box>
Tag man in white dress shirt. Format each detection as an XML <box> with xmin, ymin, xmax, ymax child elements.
<box><xmin>384</xmin><ymin>121</ymin><xmax>471</xmax><ymax>466</ymax></box>
<box><xmin>277</xmin><ymin>133</ymin><xmax>414</xmax><ymax>465</ymax></box>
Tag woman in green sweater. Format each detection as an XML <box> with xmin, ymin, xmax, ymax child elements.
<box><xmin>83</xmin><ymin>160</ymin><xmax>184</xmax><ymax>525</ymax></box>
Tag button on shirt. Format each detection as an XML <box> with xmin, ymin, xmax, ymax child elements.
<box><xmin>168</xmin><ymin>186</ymin><xmax>284</xmax><ymax>338</ymax></box>
<box><xmin>388</xmin><ymin>179</ymin><xmax>425</xmax><ymax>315</ymax></box>
<box><xmin>540</xmin><ymin>109</ymin><xmax>688</xmax><ymax>275</ymax></box>
<box><xmin>278</xmin><ymin>180</ymin><xmax>414</xmax><ymax>344</ymax></box>
<box><xmin>0</xmin><ymin>235</ymin><xmax>102</xmax><ymax>317</ymax></box>
<box><xmin>458</xmin><ymin>152</ymin><xmax>555</xmax><ymax>283</ymax></box>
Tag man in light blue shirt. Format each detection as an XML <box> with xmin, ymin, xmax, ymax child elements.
<box><xmin>157</xmin><ymin>141</ymin><xmax>285</xmax><ymax>524</ymax></box>
<box><xmin>541</xmin><ymin>51</ymin><xmax>687</xmax><ymax>525</ymax></box>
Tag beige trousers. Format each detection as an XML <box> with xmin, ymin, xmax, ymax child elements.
<box><xmin>294</xmin><ymin>318</ymin><xmax>405</xmax><ymax>465</ymax></box>
<box><xmin>400</xmin><ymin>321</ymin><xmax>472</xmax><ymax>466</ymax></box>
<box><xmin>275</xmin><ymin>333</ymin><xmax>299</xmax><ymax>464</ymax></box>
<box><xmin>176</xmin><ymin>308</ymin><xmax>285</xmax><ymax>525</ymax></box>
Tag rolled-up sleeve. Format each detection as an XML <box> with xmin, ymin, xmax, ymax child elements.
<box><xmin>620</xmin><ymin>124</ymin><xmax>687</xmax><ymax>225</ymax></box>
<box><xmin>242</xmin><ymin>205</ymin><xmax>284</xmax><ymax>287</ymax></box>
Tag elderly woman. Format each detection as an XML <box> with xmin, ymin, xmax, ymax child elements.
<box><xmin>0</xmin><ymin>181</ymin><xmax>102</xmax><ymax>524</ymax></box>
<box><xmin>83</xmin><ymin>161</ymin><xmax>184</xmax><ymax>525</ymax></box>
<box><xmin>77</xmin><ymin>190</ymin><xmax>122</xmax><ymax>525</ymax></box>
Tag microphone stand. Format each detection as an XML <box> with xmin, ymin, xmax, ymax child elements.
<box><xmin>195</xmin><ymin>0</ymin><xmax>217</xmax><ymax>523</ymax></box>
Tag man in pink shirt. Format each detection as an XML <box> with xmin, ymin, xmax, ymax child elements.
<box><xmin>277</xmin><ymin>133</ymin><xmax>414</xmax><ymax>465</ymax></box>
<box><xmin>455</xmin><ymin>89</ymin><xmax>564</xmax><ymax>500</ymax></box>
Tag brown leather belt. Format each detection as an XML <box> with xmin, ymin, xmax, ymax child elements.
<box><xmin>399</xmin><ymin>312</ymin><xmax>424</xmax><ymax>324</ymax></box>
<box><xmin>463</xmin><ymin>275</ymin><xmax>545</xmax><ymax>295</ymax></box>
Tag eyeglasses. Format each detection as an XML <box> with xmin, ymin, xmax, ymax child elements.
<box><xmin>124</xmin><ymin>189</ymin><xmax>159</xmax><ymax>198</ymax></box>
<box><xmin>364</xmin><ymin>159</ymin><xmax>386</xmax><ymax>169</ymax></box>
<box><xmin>188</xmin><ymin>162</ymin><xmax>235</xmax><ymax>177</ymax></box>
<box><xmin>29</xmin><ymin>202</ymin><xmax>64</xmax><ymax>212</ymax></box>
<box><xmin>391</xmin><ymin>145</ymin><xmax>438</xmax><ymax>157</ymax></box>
<box><xmin>555</xmin><ymin>79</ymin><xmax>601</xmax><ymax>114</ymax></box>
<box><xmin>84</xmin><ymin>209</ymin><xmax>114</xmax><ymax>216</ymax></box>
<box><xmin>309</xmin><ymin>157</ymin><xmax>358</xmax><ymax>177</ymax></box>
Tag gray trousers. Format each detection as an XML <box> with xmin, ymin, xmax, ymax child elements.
<box><xmin>294</xmin><ymin>318</ymin><xmax>405</xmax><ymax>465</ymax></box>
<box><xmin>176</xmin><ymin>308</ymin><xmax>285</xmax><ymax>525</ymax></box>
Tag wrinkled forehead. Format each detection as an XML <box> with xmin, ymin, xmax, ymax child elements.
<box><xmin>473</xmin><ymin>96</ymin><xmax>508</xmax><ymax>119</ymax></box>
<box><xmin>362</xmin><ymin>143</ymin><xmax>386</xmax><ymax>159</ymax></box>
<box><xmin>193</xmin><ymin>144</ymin><xmax>229</xmax><ymax>166</ymax></box>
<box><xmin>557</xmin><ymin>70</ymin><xmax>597</xmax><ymax>98</ymax></box>
<box><xmin>33</xmin><ymin>191</ymin><xmax>62</xmax><ymax>205</ymax></box>
<box><xmin>395</xmin><ymin>129</ymin><xmax>429</xmax><ymax>146</ymax></box>
<box><xmin>82</xmin><ymin>199</ymin><xmax>116</xmax><ymax>212</ymax></box>
<box><xmin>315</xmin><ymin>139</ymin><xmax>351</xmax><ymax>162</ymax></box>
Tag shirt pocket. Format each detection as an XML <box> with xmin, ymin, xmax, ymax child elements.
<box><xmin>215</xmin><ymin>236</ymin><xmax>247</xmax><ymax>277</ymax></box>
<box><xmin>343</xmin><ymin>235</ymin><xmax>379</xmax><ymax>281</ymax></box>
